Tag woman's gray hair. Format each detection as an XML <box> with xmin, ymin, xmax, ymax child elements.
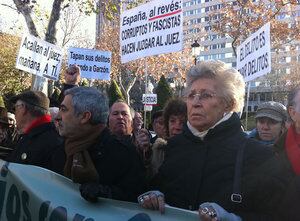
<box><xmin>65</xmin><ymin>87</ymin><xmax>109</xmax><ymax>124</ymax></box>
<box><xmin>186</xmin><ymin>60</ymin><xmax>245</xmax><ymax>112</ymax></box>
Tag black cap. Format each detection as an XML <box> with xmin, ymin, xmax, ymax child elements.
<box><xmin>10</xmin><ymin>91</ymin><xmax>49</xmax><ymax>111</ymax></box>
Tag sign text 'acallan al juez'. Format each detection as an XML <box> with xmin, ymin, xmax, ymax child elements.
<box><xmin>120</xmin><ymin>0</ymin><xmax>183</xmax><ymax>63</ymax></box>
<box><xmin>16</xmin><ymin>34</ymin><xmax>63</xmax><ymax>81</ymax></box>
<box><xmin>68</xmin><ymin>47</ymin><xmax>111</xmax><ymax>80</ymax></box>
<box><xmin>236</xmin><ymin>22</ymin><xmax>271</xmax><ymax>82</ymax></box>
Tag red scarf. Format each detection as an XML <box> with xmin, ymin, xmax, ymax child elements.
<box><xmin>285</xmin><ymin>125</ymin><xmax>300</xmax><ymax>175</ymax></box>
<box><xmin>24</xmin><ymin>115</ymin><xmax>51</xmax><ymax>134</ymax></box>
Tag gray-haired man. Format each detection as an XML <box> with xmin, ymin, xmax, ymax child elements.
<box><xmin>56</xmin><ymin>87</ymin><xmax>145</xmax><ymax>202</ymax></box>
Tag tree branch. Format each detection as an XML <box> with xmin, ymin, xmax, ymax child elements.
<box><xmin>1</xmin><ymin>3</ymin><xmax>18</xmax><ymax>11</ymax></box>
<box><xmin>13</xmin><ymin>0</ymin><xmax>39</xmax><ymax>37</ymax></box>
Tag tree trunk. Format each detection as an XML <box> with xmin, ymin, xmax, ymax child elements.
<box><xmin>45</xmin><ymin>0</ymin><xmax>64</xmax><ymax>44</ymax></box>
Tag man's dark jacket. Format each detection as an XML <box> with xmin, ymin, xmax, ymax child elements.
<box><xmin>273</xmin><ymin>131</ymin><xmax>300</xmax><ymax>221</ymax></box>
<box><xmin>87</xmin><ymin>128</ymin><xmax>146</xmax><ymax>202</ymax></box>
<box><xmin>152</xmin><ymin>113</ymin><xmax>290</xmax><ymax>221</ymax></box>
<box><xmin>6</xmin><ymin>122</ymin><xmax>65</xmax><ymax>175</ymax></box>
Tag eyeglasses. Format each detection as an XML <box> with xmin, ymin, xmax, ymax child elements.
<box><xmin>184</xmin><ymin>91</ymin><xmax>217</xmax><ymax>102</ymax></box>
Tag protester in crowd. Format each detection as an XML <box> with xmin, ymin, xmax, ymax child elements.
<box><xmin>151</xmin><ymin>98</ymin><xmax>187</xmax><ymax>176</ymax></box>
<box><xmin>0</xmin><ymin>107</ymin><xmax>14</xmax><ymax>159</ymax></box>
<box><xmin>108</xmin><ymin>100</ymin><xmax>134</xmax><ymax>140</ymax></box>
<box><xmin>49</xmin><ymin>107</ymin><xmax>59</xmax><ymax>131</ymax></box>
<box><xmin>163</xmin><ymin>98</ymin><xmax>187</xmax><ymax>138</ymax></box>
<box><xmin>150</xmin><ymin>110</ymin><xmax>166</xmax><ymax>143</ymax></box>
<box><xmin>133</xmin><ymin>111</ymin><xmax>143</xmax><ymax>135</ymax></box>
<box><xmin>138</xmin><ymin>60</ymin><xmax>290</xmax><ymax>221</ymax></box>
<box><xmin>7</xmin><ymin>112</ymin><xmax>16</xmax><ymax>126</ymax></box>
<box><xmin>55</xmin><ymin>87</ymin><xmax>146</xmax><ymax>203</ymax></box>
<box><xmin>6</xmin><ymin>91</ymin><xmax>65</xmax><ymax>174</ymax></box>
<box><xmin>272</xmin><ymin>87</ymin><xmax>300</xmax><ymax>219</ymax></box>
<box><xmin>6</xmin><ymin>112</ymin><xmax>19</xmax><ymax>147</ymax></box>
<box><xmin>50</xmin><ymin>64</ymin><xmax>80</xmax><ymax>107</ymax></box>
<box><xmin>247</xmin><ymin>101</ymin><xmax>287</xmax><ymax>145</ymax></box>
<box><xmin>108</xmin><ymin>100</ymin><xmax>151</xmax><ymax>164</ymax></box>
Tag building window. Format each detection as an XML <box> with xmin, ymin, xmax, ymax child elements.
<box><xmin>225</xmin><ymin>52</ymin><xmax>233</xmax><ymax>58</ymax></box>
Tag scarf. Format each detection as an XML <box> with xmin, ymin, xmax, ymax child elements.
<box><xmin>285</xmin><ymin>124</ymin><xmax>300</xmax><ymax>175</ymax></box>
<box><xmin>64</xmin><ymin>125</ymin><xmax>103</xmax><ymax>184</ymax></box>
<box><xmin>24</xmin><ymin>115</ymin><xmax>51</xmax><ymax>134</ymax></box>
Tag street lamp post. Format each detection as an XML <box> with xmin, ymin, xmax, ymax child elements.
<box><xmin>191</xmin><ymin>40</ymin><xmax>201</xmax><ymax>65</ymax></box>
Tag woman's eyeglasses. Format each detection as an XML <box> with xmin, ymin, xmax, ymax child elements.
<box><xmin>184</xmin><ymin>91</ymin><xmax>217</xmax><ymax>102</ymax></box>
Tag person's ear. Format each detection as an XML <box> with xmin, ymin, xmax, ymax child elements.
<box><xmin>80</xmin><ymin>111</ymin><xmax>92</xmax><ymax>124</ymax></box>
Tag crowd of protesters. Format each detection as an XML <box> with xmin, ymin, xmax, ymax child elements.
<box><xmin>0</xmin><ymin>61</ymin><xmax>299</xmax><ymax>220</ymax></box>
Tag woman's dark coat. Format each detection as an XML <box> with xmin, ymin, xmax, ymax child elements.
<box><xmin>152</xmin><ymin>113</ymin><xmax>291</xmax><ymax>221</ymax></box>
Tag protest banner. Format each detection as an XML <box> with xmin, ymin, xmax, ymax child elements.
<box><xmin>142</xmin><ymin>94</ymin><xmax>157</xmax><ymax>105</ymax></box>
<box><xmin>120</xmin><ymin>0</ymin><xmax>183</xmax><ymax>63</ymax></box>
<box><xmin>236</xmin><ymin>22</ymin><xmax>271</xmax><ymax>82</ymax></box>
<box><xmin>16</xmin><ymin>34</ymin><xmax>63</xmax><ymax>81</ymax></box>
<box><xmin>0</xmin><ymin>160</ymin><xmax>198</xmax><ymax>221</ymax></box>
<box><xmin>68</xmin><ymin>47</ymin><xmax>112</xmax><ymax>80</ymax></box>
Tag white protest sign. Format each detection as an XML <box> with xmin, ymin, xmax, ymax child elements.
<box><xmin>236</xmin><ymin>22</ymin><xmax>271</xmax><ymax>82</ymax></box>
<box><xmin>68</xmin><ymin>47</ymin><xmax>111</xmax><ymax>80</ymax></box>
<box><xmin>16</xmin><ymin>34</ymin><xmax>63</xmax><ymax>81</ymax></box>
<box><xmin>120</xmin><ymin>0</ymin><xmax>183</xmax><ymax>63</ymax></box>
<box><xmin>142</xmin><ymin>94</ymin><xmax>157</xmax><ymax>105</ymax></box>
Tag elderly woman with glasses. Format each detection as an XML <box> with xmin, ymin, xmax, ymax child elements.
<box><xmin>138</xmin><ymin>60</ymin><xmax>290</xmax><ymax>221</ymax></box>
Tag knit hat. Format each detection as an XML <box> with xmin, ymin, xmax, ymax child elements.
<box><xmin>255</xmin><ymin>101</ymin><xmax>287</xmax><ymax>122</ymax></box>
<box><xmin>10</xmin><ymin>91</ymin><xmax>49</xmax><ymax>111</ymax></box>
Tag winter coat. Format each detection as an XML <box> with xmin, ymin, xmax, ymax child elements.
<box><xmin>6</xmin><ymin>122</ymin><xmax>65</xmax><ymax>175</ymax></box>
<box><xmin>273</xmin><ymin>130</ymin><xmax>300</xmax><ymax>221</ymax></box>
<box><xmin>152</xmin><ymin>113</ymin><xmax>291</xmax><ymax>221</ymax></box>
<box><xmin>88</xmin><ymin>128</ymin><xmax>146</xmax><ymax>202</ymax></box>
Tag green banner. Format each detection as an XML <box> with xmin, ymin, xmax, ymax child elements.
<box><xmin>0</xmin><ymin>160</ymin><xmax>198</xmax><ymax>221</ymax></box>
